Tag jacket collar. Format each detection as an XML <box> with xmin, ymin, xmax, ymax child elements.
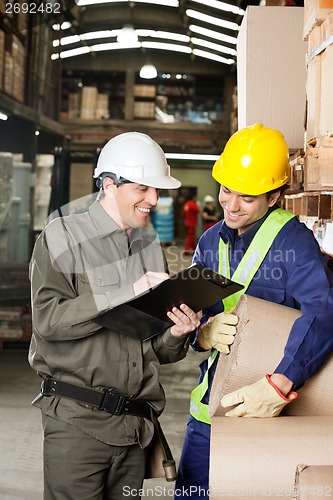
<box><xmin>219</xmin><ymin>206</ymin><xmax>278</xmax><ymax>251</ymax></box>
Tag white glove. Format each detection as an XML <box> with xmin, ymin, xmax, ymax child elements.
<box><xmin>198</xmin><ymin>312</ymin><xmax>238</xmax><ymax>354</ymax></box>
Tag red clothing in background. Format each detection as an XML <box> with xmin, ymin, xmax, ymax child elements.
<box><xmin>182</xmin><ymin>199</ymin><xmax>201</xmax><ymax>252</ymax></box>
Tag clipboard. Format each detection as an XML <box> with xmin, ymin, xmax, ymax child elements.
<box><xmin>95</xmin><ymin>264</ymin><xmax>243</xmax><ymax>341</ymax></box>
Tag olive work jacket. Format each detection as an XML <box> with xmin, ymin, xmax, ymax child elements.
<box><xmin>28</xmin><ymin>200</ymin><xmax>189</xmax><ymax>448</ymax></box>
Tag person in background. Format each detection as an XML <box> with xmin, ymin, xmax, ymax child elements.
<box><xmin>175</xmin><ymin>124</ymin><xmax>333</xmax><ymax>500</ymax></box>
<box><xmin>181</xmin><ymin>192</ymin><xmax>201</xmax><ymax>255</ymax></box>
<box><xmin>202</xmin><ymin>195</ymin><xmax>219</xmax><ymax>231</ymax></box>
<box><xmin>28</xmin><ymin>131</ymin><xmax>202</xmax><ymax>500</ymax></box>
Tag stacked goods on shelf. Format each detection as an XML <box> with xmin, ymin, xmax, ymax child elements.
<box><xmin>1</xmin><ymin>30</ymin><xmax>25</xmax><ymax>102</ymax></box>
<box><xmin>0</xmin><ymin>152</ymin><xmax>13</xmax><ymax>263</ymax></box>
<box><xmin>67</xmin><ymin>87</ymin><xmax>110</xmax><ymax>120</ymax></box>
<box><xmin>95</xmin><ymin>93</ymin><xmax>109</xmax><ymax>119</ymax></box>
<box><xmin>80</xmin><ymin>86</ymin><xmax>98</xmax><ymax>120</ymax></box>
<box><xmin>151</xmin><ymin>197</ymin><xmax>175</xmax><ymax>244</ymax></box>
<box><xmin>0</xmin><ymin>263</ymin><xmax>31</xmax><ymax>342</ymax></box>
<box><xmin>133</xmin><ymin>84</ymin><xmax>156</xmax><ymax>119</ymax></box>
<box><xmin>299</xmin><ymin>1</ymin><xmax>333</xmax><ymax>252</ymax></box>
<box><xmin>33</xmin><ymin>154</ymin><xmax>53</xmax><ymax>232</ymax></box>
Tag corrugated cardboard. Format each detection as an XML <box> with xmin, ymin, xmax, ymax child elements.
<box><xmin>209</xmin><ymin>295</ymin><xmax>333</xmax><ymax>418</ymax></box>
<box><xmin>294</xmin><ymin>464</ymin><xmax>333</xmax><ymax>499</ymax></box>
<box><xmin>210</xmin><ymin>416</ymin><xmax>333</xmax><ymax>500</ymax></box>
<box><xmin>303</xmin><ymin>0</ymin><xmax>333</xmax><ymax>40</ymax></box>
<box><xmin>237</xmin><ymin>7</ymin><xmax>307</xmax><ymax>150</ymax></box>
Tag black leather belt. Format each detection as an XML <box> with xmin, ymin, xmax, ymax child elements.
<box><xmin>41</xmin><ymin>378</ymin><xmax>152</xmax><ymax>420</ymax></box>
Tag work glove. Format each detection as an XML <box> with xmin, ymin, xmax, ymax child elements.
<box><xmin>220</xmin><ymin>374</ymin><xmax>298</xmax><ymax>417</ymax></box>
<box><xmin>198</xmin><ymin>311</ymin><xmax>238</xmax><ymax>354</ymax></box>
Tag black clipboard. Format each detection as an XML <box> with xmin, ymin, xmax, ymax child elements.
<box><xmin>95</xmin><ymin>264</ymin><xmax>243</xmax><ymax>341</ymax></box>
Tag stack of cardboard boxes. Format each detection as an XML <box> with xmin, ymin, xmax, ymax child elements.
<box><xmin>209</xmin><ymin>295</ymin><xmax>333</xmax><ymax>499</ymax></box>
<box><xmin>285</xmin><ymin>0</ymin><xmax>333</xmax><ymax>253</ymax></box>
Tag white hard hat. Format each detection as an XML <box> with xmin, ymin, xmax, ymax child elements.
<box><xmin>94</xmin><ymin>132</ymin><xmax>181</xmax><ymax>189</ymax></box>
<box><xmin>204</xmin><ymin>195</ymin><xmax>215</xmax><ymax>203</ymax></box>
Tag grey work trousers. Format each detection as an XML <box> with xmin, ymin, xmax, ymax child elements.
<box><xmin>42</xmin><ymin>413</ymin><xmax>146</xmax><ymax>500</ymax></box>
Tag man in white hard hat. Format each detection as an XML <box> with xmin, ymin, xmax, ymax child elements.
<box><xmin>202</xmin><ymin>195</ymin><xmax>219</xmax><ymax>231</ymax></box>
<box><xmin>28</xmin><ymin>132</ymin><xmax>202</xmax><ymax>500</ymax></box>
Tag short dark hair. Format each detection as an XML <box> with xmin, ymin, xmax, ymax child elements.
<box><xmin>265</xmin><ymin>183</ymin><xmax>289</xmax><ymax>200</ymax></box>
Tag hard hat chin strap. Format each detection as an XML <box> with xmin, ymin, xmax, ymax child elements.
<box><xmin>96</xmin><ymin>172</ymin><xmax>133</xmax><ymax>189</ymax></box>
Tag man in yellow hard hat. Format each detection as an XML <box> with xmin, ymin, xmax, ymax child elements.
<box><xmin>175</xmin><ymin>124</ymin><xmax>333</xmax><ymax>499</ymax></box>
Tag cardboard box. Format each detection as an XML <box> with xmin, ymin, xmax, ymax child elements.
<box><xmin>303</xmin><ymin>0</ymin><xmax>333</xmax><ymax>40</ymax></box>
<box><xmin>133</xmin><ymin>101</ymin><xmax>155</xmax><ymax>119</ymax></box>
<box><xmin>319</xmin><ymin>42</ymin><xmax>333</xmax><ymax>137</ymax></box>
<box><xmin>237</xmin><ymin>6</ymin><xmax>307</xmax><ymax>150</ymax></box>
<box><xmin>289</xmin><ymin>150</ymin><xmax>304</xmax><ymax>191</ymax></box>
<box><xmin>294</xmin><ymin>464</ymin><xmax>333</xmax><ymax>499</ymax></box>
<box><xmin>304</xmin><ymin>146</ymin><xmax>319</xmax><ymax>190</ymax></box>
<box><xmin>80</xmin><ymin>86</ymin><xmax>98</xmax><ymax>120</ymax></box>
<box><xmin>95</xmin><ymin>93</ymin><xmax>109</xmax><ymax>119</ymax></box>
<box><xmin>305</xmin><ymin>50</ymin><xmax>321</xmax><ymax>143</ymax></box>
<box><xmin>209</xmin><ymin>296</ymin><xmax>333</xmax><ymax>499</ymax></box>
<box><xmin>68</xmin><ymin>92</ymin><xmax>81</xmax><ymax>119</ymax></box>
<box><xmin>134</xmin><ymin>84</ymin><xmax>156</xmax><ymax>98</ymax></box>
<box><xmin>210</xmin><ymin>417</ymin><xmax>333</xmax><ymax>499</ymax></box>
<box><xmin>209</xmin><ymin>295</ymin><xmax>333</xmax><ymax>419</ymax></box>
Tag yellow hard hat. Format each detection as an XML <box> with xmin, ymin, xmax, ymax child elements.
<box><xmin>212</xmin><ymin>124</ymin><xmax>290</xmax><ymax>195</ymax></box>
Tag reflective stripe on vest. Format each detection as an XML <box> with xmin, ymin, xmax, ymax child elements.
<box><xmin>189</xmin><ymin>209</ymin><xmax>295</xmax><ymax>425</ymax></box>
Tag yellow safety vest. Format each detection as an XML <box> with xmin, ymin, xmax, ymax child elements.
<box><xmin>189</xmin><ymin>208</ymin><xmax>295</xmax><ymax>425</ymax></box>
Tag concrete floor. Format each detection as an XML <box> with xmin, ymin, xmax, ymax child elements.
<box><xmin>0</xmin><ymin>246</ymin><xmax>209</xmax><ymax>499</ymax></box>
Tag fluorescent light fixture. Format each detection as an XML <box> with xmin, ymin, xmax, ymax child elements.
<box><xmin>55</xmin><ymin>29</ymin><xmax>189</xmax><ymax>50</ymax></box>
<box><xmin>142</xmin><ymin>41</ymin><xmax>191</xmax><ymax>53</ymax></box>
<box><xmin>77</xmin><ymin>0</ymin><xmax>178</xmax><ymax>6</ymax></box>
<box><xmin>51</xmin><ymin>53</ymin><xmax>60</xmax><ymax>60</ymax></box>
<box><xmin>139</xmin><ymin>64</ymin><xmax>158</xmax><ymax>79</ymax></box>
<box><xmin>0</xmin><ymin>112</ymin><xmax>8</xmax><ymax>121</ymax></box>
<box><xmin>58</xmin><ymin>34</ymin><xmax>81</xmax><ymax>46</ymax></box>
<box><xmin>193</xmin><ymin>48</ymin><xmax>234</xmax><ymax>64</ymax></box>
<box><xmin>81</xmin><ymin>30</ymin><xmax>119</xmax><ymax>41</ymax></box>
<box><xmin>191</xmin><ymin>37</ymin><xmax>236</xmax><ymax>56</ymax></box>
<box><xmin>165</xmin><ymin>153</ymin><xmax>219</xmax><ymax>161</ymax></box>
<box><xmin>136</xmin><ymin>29</ymin><xmax>189</xmax><ymax>43</ymax></box>
<box><xmin>189</xmin><ymin>24</ymin><xmax>237</xmax><ymax>45</ymax></box>
<box><xmin>117</xmin><ymin>25</ymin><xmax>138</xmax><ymax>45</ymax></box>
<box><xmin>186</xmin><ymin>9</ymin><xmax>239</xmax><ymax>31</ymax></box>
<box><xmin>91</xmin><ymin>41</ymin><xmax>141</xmax><ymax>52</ymax></box>
<box><xmin>52</xmin><ymin>21</ymin><xmax>72</xmax><ymax>30</ymax></box>
<box><xmin>60</xmin><ymin>46</ymin><xmax>91</xmax><ymax>59</ymax></box>
<box><xmin>190</xmin><ymin>0</ymin><xmax>244</xmax><ymax>16</ymax></box>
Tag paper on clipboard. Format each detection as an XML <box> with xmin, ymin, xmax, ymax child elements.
<box><xmin>95</xmin><ymin>264</ymin><xmax>243</xmax><ymax>341</ymax></box>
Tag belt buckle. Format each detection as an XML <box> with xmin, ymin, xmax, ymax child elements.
<box><xmin>100</xmin><ymin>389</ymin><xmax>126</xmax><ymax>415</ymax></box>
<box><xmin>41</xmin><ymin>378</ymin><xmax>53</xmax><ymax>396</ymax></box>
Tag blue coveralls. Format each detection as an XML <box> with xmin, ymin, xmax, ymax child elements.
<box><xmin>174</xmin><ymin>206</ymin><xmax>333</xmax><ymax>500</ymax></box>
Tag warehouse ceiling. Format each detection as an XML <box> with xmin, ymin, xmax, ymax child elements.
<box><xmin>56</xmin><ymin>0</ymin><xmax>255</xmax><ymax>76</ymax></box>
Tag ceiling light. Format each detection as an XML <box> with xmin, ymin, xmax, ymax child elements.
<box><xmin>142</xmin><ymin>41</ymin><xmax>191</xmax><ymax>53</ymax></box>
<box><xmin>191</xmin><ymin>37</ymin><xmax>237</xmax><ymax>56</ymax></box>
<box><xmin>186</xmin><ymin>9</ymin><xmax>239</xmax><ymax>31</ymax></box>
<box><xmin>192</xmin><ymin>48</ymin><xmax>235</xmax><ymax>64</ymax></box>
<box><xmin>117</xmin><ymin>25</ymin><xmax>138</xmax><ymax>45</ymax></box>
<box><xmin>190</xmin><ymin>0</ymin><xmax>244</xmax><ymax>16</ymax></box>
<box><xmin>189</xmin><ymin>24</ymin><xmax>237</xmax><ymax>45</ymax></box>
<box><xmin>59</xmin><ymin>46</ymin><xmax>91</xmax><ymax>59</ymax></box>
<box><xmin>0</xmin><ymin>112</ymin><xmax>8</xmax><ymax>121</ymax></box>
<box><xmin>139</xmin><ymin>64</ymin><xmax>157</xmax><ymax>79</ymax></box>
